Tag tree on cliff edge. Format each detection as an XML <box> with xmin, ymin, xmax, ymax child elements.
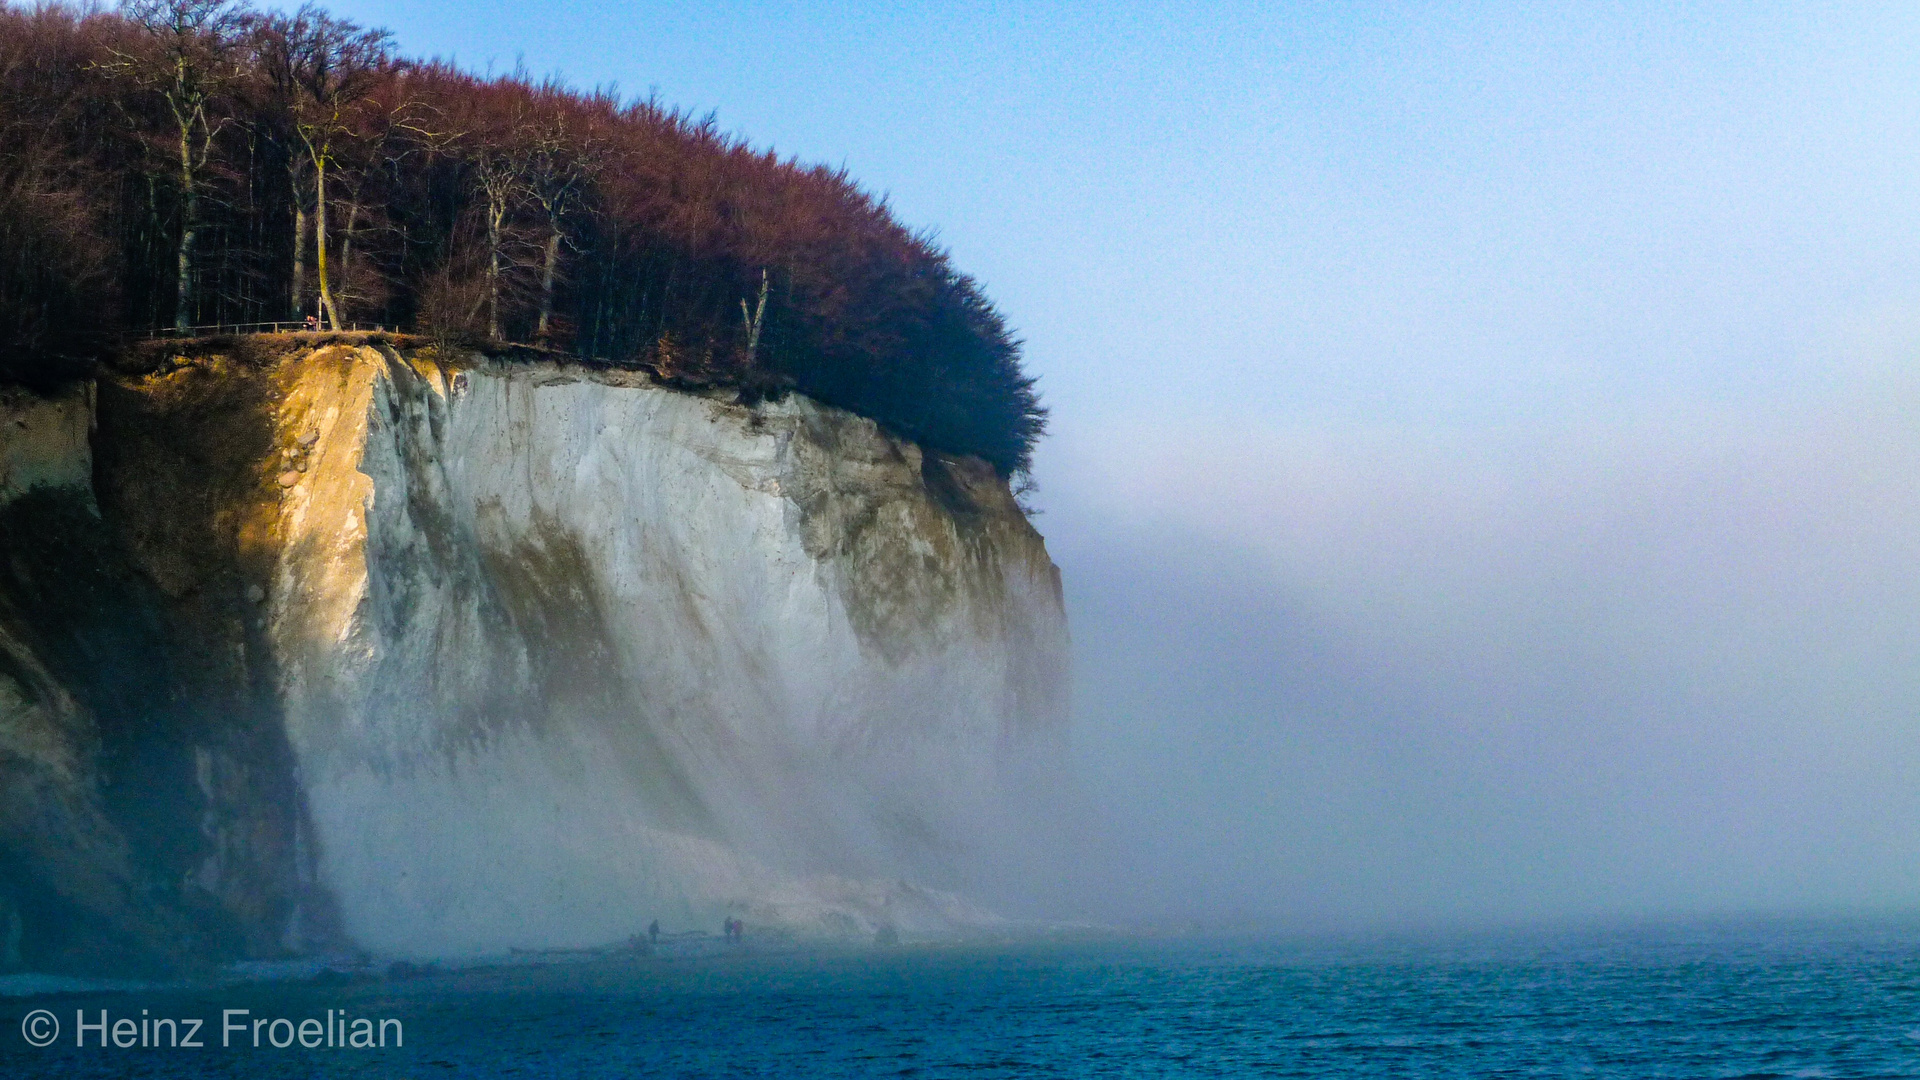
<box><xmin>252</xmin><ymin>5</ymin><xmax>388</xmax><ymax>330</ymax></box>
<box><xmin>524</xmin><ymin>84</ymin><xmax>609</xmax><ymax>344</ymax></box>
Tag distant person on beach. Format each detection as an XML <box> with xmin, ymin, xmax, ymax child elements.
<box><xmin>649</xmin><ymin>920</ymin><xmax>660</xmax><ymax>945</ymax></box>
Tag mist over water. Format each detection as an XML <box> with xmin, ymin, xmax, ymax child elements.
<box><xmin>1034</xmin><ymin>377</ymin><xmax>1920</xmax><ymax>931</ymax></box>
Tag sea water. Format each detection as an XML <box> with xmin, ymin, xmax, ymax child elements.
<box><xmin>6</xmin><ymin>916</ymin><xmax>1920</xmax><ymax>1077</ymax></box>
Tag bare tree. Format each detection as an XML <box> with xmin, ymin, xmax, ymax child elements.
<box><xmin>475</xmin><ymin>149</ymin><xmax>525</xmax><ymax>342</ymax></box>
<box><xmin>252</xmin><ymin>5</ymin><xmax>388</xmax><ymax>330</ymax></box>
<box><xmin>247</xmin><ymin>13</ymin><xmax>309</xmax><ymax>320</ymax></box>
<box><xmin>739</xmin><ymin>268</ymin><xmax>768</xmax><ymax>364</ymax></box>
<box><xmin>108</xmin><ymin>0</ymin><xmax>241</xmax><ymax>330</ymax></box>
<box><xmin>452</xmin><ymin>84</ymin><xmax>537</xmax><ymax>343</ymax></box>
<box><xmin>524</xmin><ymin>89</ymin><xmax>607</xmax><ymax>341</ymax></box>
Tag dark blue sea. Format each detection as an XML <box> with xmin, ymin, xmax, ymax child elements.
<box><xmin>7</xmin><ymin>916</ymin><xmax>1920</xmax><ymax>1077</ymax></box>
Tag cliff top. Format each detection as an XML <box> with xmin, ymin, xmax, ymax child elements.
<box><xmin>0</xmin><ymin>1</ymin><xmax>1044</xmax><ymax>473</ymax></box>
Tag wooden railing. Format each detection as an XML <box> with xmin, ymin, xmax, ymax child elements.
<box><xmin>134</xmin><ymin>321</ymin><xmax>396</xmax><ymax>339</ymax></box>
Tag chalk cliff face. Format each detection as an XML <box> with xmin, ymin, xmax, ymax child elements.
<box><xmin>0</xmin><ymin>345</ymin><xmax>1067</xmax><ymax>969</ymax></box>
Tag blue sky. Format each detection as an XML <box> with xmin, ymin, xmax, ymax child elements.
<box><xmin>299</xmin><ymin>1</ymin><xmax>1920</xmax><ymax>926</ymax></box>
<box><xmin>305</xmin><ymin>1</ymin><xmax>1920</xmax><ymax>430</ymax></box>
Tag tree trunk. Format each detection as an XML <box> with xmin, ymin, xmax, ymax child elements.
<box><xmin>175</xmin><ymin>125</ymin><xmax>196</xmax><ymax>331</ymax></box>
<box><xmin>740</xmin><ymin>269</ymin><xmax>768</xmax><ymax>363</ymax></box>
<box><xmin>537</xmin><ymin>228</ymin><xmax>560</xmax><ymax>337</ymax></box>
<box><xmin>314</xmin><ymin>157</ymin><xmax>340</xmax><ymax>330</ymax></box>
<box><xmin>339</xmin><ymin>199</ymin><xmax>361</xmax><ymax>309</ymax></box>
<box><xmin>290</xmin><ymin>163</ymin><xmax>306</xmax><ymax>321</ymax></box>
<box><xmin>486</xmin><ymin>194</ymin><xmax>504</xmax><ymax>342</ymax></box>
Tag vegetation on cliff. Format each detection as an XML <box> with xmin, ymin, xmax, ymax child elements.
<box><xmin>0</xmin><ymin>1</ymin><xmax>1044</xmax><ymax>472</ymax></box>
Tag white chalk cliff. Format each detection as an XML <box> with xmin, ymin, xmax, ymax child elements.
<box><xmin>259</xmin><ymin>347</ymin><xmax>1067</xmax><ymax>954</ymax></box>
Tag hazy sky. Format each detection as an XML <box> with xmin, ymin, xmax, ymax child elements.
<box><xmin>301</xmin><ymin>0</ymin><xmax>1920</xmax><ymax>928</ymax></box>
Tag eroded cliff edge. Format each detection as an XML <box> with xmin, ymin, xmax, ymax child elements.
<box><xmin>0</xmin><ymin>343</ymin><xmax>1067</xmax><ymax>972</ymax></box>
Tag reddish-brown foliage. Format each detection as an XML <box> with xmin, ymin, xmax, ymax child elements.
<box><xmin>0</xmin><ymin>2</ymin><xmax>1043</xmax><ymax>471</ymax></box>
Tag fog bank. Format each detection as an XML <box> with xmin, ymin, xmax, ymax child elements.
<box><xmin>1036</xmin><ymin>379</ymin><xmax>1920</xmax><ymax>929</ymax></box>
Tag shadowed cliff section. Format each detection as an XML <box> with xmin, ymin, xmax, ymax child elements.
<box><xmin>90</xmin><ymin>355</ymin><xmax>342</xmax><ymax>958</ymax></box>
<box><xmin>0</xmin><ymin>366</ymin><xmax>341</xmax><ymax>977</ymax></box>
<box><xmin>0</xmin><ymin>488</ymin><xmax>204</xmax><ymax>976</ymax></box>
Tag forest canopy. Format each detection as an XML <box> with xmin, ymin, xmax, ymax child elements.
<box><xmin>0</xmin><ymin>0</ymin><xmax>1044</xmax><ymax>473</ymax></box>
